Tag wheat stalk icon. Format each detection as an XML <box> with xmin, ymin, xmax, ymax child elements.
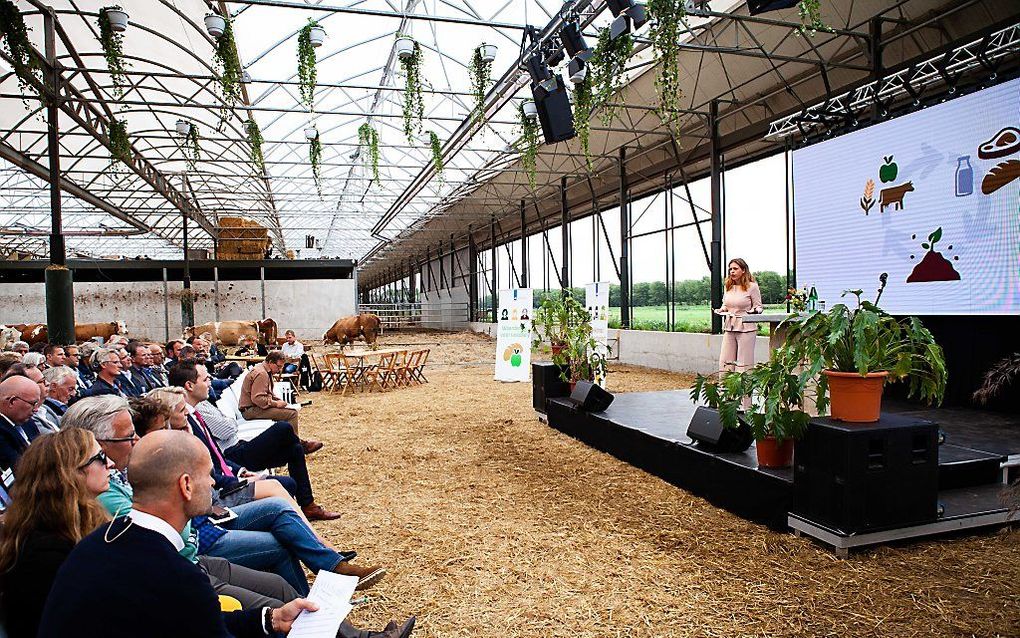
<box><xmin>860</xmin><ymin>178</ymin><xmax>876</xmax><ymax>214</ymax></box>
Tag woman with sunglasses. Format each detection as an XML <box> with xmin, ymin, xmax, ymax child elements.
<box><xmin>0</xmin><ymin>428</ymin><xmax>114</xmax><ymax>638</ymax></box>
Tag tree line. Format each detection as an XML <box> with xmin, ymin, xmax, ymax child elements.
<box><xmin>529</xmin><ymin>270</ymin><xmax>788</xmax><ymax>307</ymax></box>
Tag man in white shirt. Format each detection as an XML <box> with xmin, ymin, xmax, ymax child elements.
<box><xmin>279</xmin><ymin>331</ymin><xmax>303</xmax><ymax>374</ymax></box>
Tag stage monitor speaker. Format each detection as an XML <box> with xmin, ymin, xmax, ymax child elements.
<box><xmin>745</xmin><ymin>0</ymin><xmax>798</xmax><ymax>15</ymax></box>
<box><xmin>534</xmin><ymin>76</ymin><xmax>576</xmax><ymax>144</ymax></box>
<box><xmin>687</xmin><ymin>406</ymin><xmax>754</xmax><ymax>453</ymax></box>
<box><xmin>569</xmin><ymin>380</ymin><xmax>614</xmax><ymax>412</ymax></box>
<box><xmin>793</xmin><ymin>415</ymin><xmax>939</xmax><ymax>534</ymax></box>
<box><xmin>532</xmin><ymin>362</ymin><xmax>570</xmax><ymax>413</ymax></box>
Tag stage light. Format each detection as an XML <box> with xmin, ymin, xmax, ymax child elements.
<box><xmin>607</xmin><ymin>0</ymin><xmax>635</xmax><ymax>17</ymax></box>
<box><xmin>628</xmin><ymin>3</ymin><xmax>648</xmax><ymax>29</ymax></box>
<box><xmin>561</xmin><ymin>22</ymin><xmax>592</xmax><ymax>61</ymax></box>
<box><xmin>610</xmin><ymin>14</ymin><xmax>631</xmax><ymax>40</ymax></box>
<box><xmin>546</xmin><ymin>45</ymin><xmax>566</xmax><ymax>68</ymax></box>
<box><xmin>745</xmin><ymin>0</ymin><xmax>799</xmax><ymax>16</ymax></box>
<box><xmin>526</xmin><ymin>52</ymin><xmax>552</xmax><ymax>85</ymax></box>
<box><xmin>567</xmin><ymin>57</ymin><xmax>587</xmax><ymax>84</ymax></box>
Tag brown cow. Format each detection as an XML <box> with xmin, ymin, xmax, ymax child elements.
<box><xmin>75</xmin><ymin>321</ymin><xmax>127</xmax><ymax>343</ymax></box>
<box><xmin>185</xmin><ymin>320</ymin><xmax>259</xmax><ymax>346</ymax></box>
<box><xmin>322</xmin><ymin>313</ymin><xmax>382</xmax><ymax>349</ymax></box>
<box><xmin>13</xmin><ymin>323</ymin><xmax>48</xmax><ymax>345</ymax></box>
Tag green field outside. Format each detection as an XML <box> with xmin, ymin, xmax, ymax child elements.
<box><xmin>608</xmin><ymin>304</ymin><xmax>788</xmax><ymax>334</ymax></box>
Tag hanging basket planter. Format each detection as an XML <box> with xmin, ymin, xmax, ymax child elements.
<box><xmin>104</xmin><ymin>7</ymin><xmax>129</xmax><ymax>32</ymax></box>
<box><xmin>522</xmin><ymin>100</ymin><xmax>538</xmax><ymax>120</ymax></box>
<box><xmin>395</xmin><ymin>36</ymin><xmax>415</xmax><ymax>60</ymax></box>
<box><xmin>304</xmin><ymin>126</ymin><xmax>318</xmax><ymax>140</ymax></box>
<box><xmin>204</xmin><ymin>12</ymin><xmax>226</xmax><ymax>38</ymax></box>
<box><xmin>241</xmin><ymin>70</ymin><xmax>251</xmax><ymax>84</ymax></box>
<box><xmin>308</xmin><ymin>25</ymin><xmax>326</xmax><ymax>48</ymax></box>
<box><xmin>479</xmin><ymin>42</ymin><xmax>497</xmax><ymax>63</ymax></box>
<box><xmin>175</xmin><ymin>119</ymin><xmax>190</xmax><ymax>136</ymax></box>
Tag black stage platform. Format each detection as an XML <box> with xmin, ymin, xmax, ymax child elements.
<box><xmin>544</xmin><ymin>390</ymin><xmax>1018</xmax><ymax>537</ymax></box>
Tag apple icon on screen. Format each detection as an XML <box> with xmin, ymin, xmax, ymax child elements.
<box><xmin>880</xmin><ymin>156</ymin><xmax>899</xmax><ymax>183</ymax></box>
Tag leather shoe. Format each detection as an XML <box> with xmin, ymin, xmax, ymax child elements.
<box><xmin>334</xmin><ymin>561</ymin><xmax>386</xmax><ymax>590</ymax></box>
<box><xmin>302</xmin><ymin>503</ymin><xmax>342</xmax><ymax>521</ymax></box>
<box><xmin>375</xmin><ymin>617</ymin><xmax>415</xmax><ymax>638</ymax></box>
<box><xmin>301</xmin><ymin>439</ymin><xmax>323</xmax><ymax>455</ymax></box>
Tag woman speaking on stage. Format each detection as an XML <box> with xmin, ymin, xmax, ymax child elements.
<box><xmin>715</xmin><ymin>257</ymin><xmax>762</xmax><ymax>373</ymax></box>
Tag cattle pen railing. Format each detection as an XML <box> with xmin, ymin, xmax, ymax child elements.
<box><xmin>358</xmin><ymin>302</ymin><xmax>470</xmax><ymax>330</ymax></box>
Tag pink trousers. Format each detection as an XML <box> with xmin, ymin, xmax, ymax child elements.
<box><xmin>719</xmin><ymin>330</ymin><xmax>757</xmax><ymax>373</ymax></box>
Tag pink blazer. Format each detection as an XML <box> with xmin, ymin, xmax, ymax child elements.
<box><xmin>720</xmin><ymin>282</ymin><xmax>763</xmax><ymax>332</ymax></box>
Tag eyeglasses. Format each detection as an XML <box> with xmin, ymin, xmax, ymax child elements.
<box><xmin>11</xmin><ymin>395</ymin><xmax>39</xmax><ymax>409</ymax></box>
<box><xmin>102</xmin><ymin>359</ymin><xmax>120</xmax><ymax>366</ymax></box>
<box><xmin>97</xmin><ymin>432</ymin><xmax>138</xmax><ymax>444</ymax></box>
<box><xmin>79</xmin><ymin>449</ymin><xmax>108</xmax><ymax>470</ymax></box>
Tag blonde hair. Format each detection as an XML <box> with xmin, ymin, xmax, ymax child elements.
<box><xmin>724</xmin><ymin>258</ymin><xmax>755</xmax><ymax>292</ymax></box>
<box><xmin>0</xmin><ymin>429</ymin><xmax>109</xmax><ymax>573</ymax></box>
<box><xmin>145</xmin><ymin>386</ymin><xmax>187</xmax><ymax>413</ymax></box>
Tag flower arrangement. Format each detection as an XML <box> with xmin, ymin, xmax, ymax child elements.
<box><xmin>786</xmin><ymin>286</ymin><xmax>808</xmax><ymax>312</ymax></box>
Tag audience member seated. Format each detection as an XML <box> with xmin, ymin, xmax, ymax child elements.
<box><xmin>164</xmin><ymin>339</ymin><xmax>183</xmax><ymax>370</ymax></box>
<box><xmin>0</xmin><ymin>375</ymin><xmax>41</xmax><ymax>470</ymax></box>
<box><xmin>9</xmin><ymin>341</ymin><xmax>28</xmax><ymax>356</ymax></box>
<box><xmin>41</xmin><ymin>365</ymin><xmax>77</xmax><ymax>426</ymax></box>
<box><xmin>0</xmin><ymin>428</ymin><xmax>114</xmax><ymax>638</ymax></box>
<box><xmin>172</xmin><ymin>361</ymin><xmax>339</xmax><ymax>522</ymax></box>
<box><xmin>28</xmin><ymin>342</ymin><xmax>46</xmax><ymax>354</ymax></box>
<box><xmin>64</xmin><ymin>344</ymin><xmax>88</xmax><ymax>393</ymax></box>
<box><xmin>0</xmin><ymin>351</ymin><xmax>22</xmax><ymax>377</ymax></box>
<box><xmin>147</xmin><ymin>343</ymin><xmax>170</xmax><ymax>386</ymax></box>
<box><xmin>39</xmin><ymin>431</ymin><xmax>408</xmax><ymax>638</ymax></box>
<box><xmin>62</xmin><ymin>400</ymin><xmax>385</xmax><ymax>596</ymax></box>
<box><xmin>74</xmin><ymin>342</ymin><xmax>96</xmax><ymax>389</ymax></box>
<box><xmin>236</xmin><ymin>334</ymin><xmax>267</xmax><ymax>358</ymax></box>
<box><xmin>4</xmin><ymin>362</ymin><xmax>57</xmax><ymax>436</ymax></box>
<box><xmin>116</xmin><ymin>347</ymin><xmax>143</xmax><ymax>397</ymax></box>
<box><xmin>239</xmin><ymin>352</ymin><xmax>309</xmax><ymax>440</ymax></box>
<box><xmin>21</xmin><ymin>352</ymin><xmax>45</xmax><ymax>368</ymax></box>
<box><xmin>78</xmin><ymin>347</ymin><xmax>126</xmax><ymax>399</ymax></box>
<box><xmin>129</xmin><ymin>394</ymin><xmax>173</xmax><ymax>436</ymax></box>
<box><xmin>42</xmin><ymin>344</ymin><xmax>66</xmax><ymax>370</ymax></box>
<box><xmin>280</xmin><ymin>330</ymin><xmax>304</xmax><ymax>374</ymax></box>
<box><xmin>126</xmin><ymin>340</ymin><xmax>163</xmax><ymax>393</ymax></box>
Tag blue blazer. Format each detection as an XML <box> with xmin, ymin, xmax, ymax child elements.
<box><xmin>0</xmin><ymin>415</ymin><xmax>29</xmax><ymax>472</ymax></box>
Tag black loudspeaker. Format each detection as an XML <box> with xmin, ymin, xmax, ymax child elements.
<box><xmin>532</xmin><ymin>362</ymin><xmax>570</xmax><ymax>413</ymax></box>
<box><xmin>569</xmin><ymin>380</ymin><xmax>614</xmax><ymax>412</ymax></box>
<box><xmin>534</xmin><ymin>76</ymin><xmax>576</xmax><ymax>144</ymax></box>
<box><xmin>793</xmin><ymin>414</ymin><xmax>939</xmax><ymax>534</ymax></box>
<box><xmin>687</xmin><ymin>406</ymin><xmax>754</xmax><ymax>453</ymax></box>
<box><xmin>745</xmin><ymin>0</ymin><xmax>799</xmax><ymax>15</ymax></box>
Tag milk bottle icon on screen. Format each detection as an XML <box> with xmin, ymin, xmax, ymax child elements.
<box><xmin>955</xmin><ymin>155</ymin><xmax>973</xmax><ymax>197</ymax></box>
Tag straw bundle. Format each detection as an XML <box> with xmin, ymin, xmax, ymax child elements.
<box><xmin>217</xmin><ymin>216</ymin><xmax>269</xmax><ymax>259</ymax></box>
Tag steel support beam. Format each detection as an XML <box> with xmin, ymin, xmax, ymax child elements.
<box><xmin>709</xmin><ymin>101</ymin><xmax>723</xmax><ymax>335</ymax></box>
<box><xmin>560</xmin><ymin>176</ymin><xmax>569</xmax><ymax>294</ymax></box>
<box><xmin>618</xmin><ymin>147</ymin><xmax>630</xmax><ymax>329</ymax></box>
<box><xmin>468</xmin><ymin>229</ymin><xmax>477</xmax><ymax>322</ymax></box>
<box><xmin>490</xmin><ymin>216</ymin><xmax>497</xmax><ymax>323</ymax></box>
<box><xmin>519</xmin><ymin>200</ymin><xmax>528</xmax><ymax>289</ymax></box>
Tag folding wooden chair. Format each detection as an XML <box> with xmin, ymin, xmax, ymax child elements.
<box><xmin>309</xmin><ymin>352</ymin><xmax>335</xmax><ymax>391</ymax></box>
<box><xmin>411</xmin><ymin>348</ymin><xmax>430</xmax><ymax>384</ymax></box>
<box><xmin>324</xmin><ymin>352</ymin><xmax>359</xmax><ymax>396</ymax></box>
<box><xmin>395</xmin><ymin>349</ymin><xmax>422</xmax><ymax>387</ymax></box>
<box><xmin>361</xmin><ymin>352</ymin><xmax>397</xmax><ymax>392</ymax></box>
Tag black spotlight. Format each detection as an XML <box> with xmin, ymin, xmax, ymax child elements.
<box><xmin>531</xmin><ymin>75</ymin><xmax>576</xmax><ymax>144</ymax></box>
<box><xmin>745</xmin><ymin>0</ymin><xmax>799</xmax><ymax>15</ymax></box>
<box><xmin>607</xmin><ymin>0</ymin><xmax>635</xmax><ymax>17</ymax></box>
<box><xmin>610</xmin><ymin>13</ymin><xmax>630</xmax><ymax>40</ymax></box>
<box><xmin>567</xmin><ymin>57</ymin><xmax>586</xmax><ymax>84</ymax></box>
<box><xmin>526</xmin><ymin>53</ymin><xmax>558</xmax><ymax>94</ymax></box>
<box><xmin>628</xmin><ymin>3</ymin><xmax>648</xmax><ymax>29</ymax></box>
<box><xmin>562</xmin><ymin>22</ymin><xmax>592</xmax><ymax>61</ymax></box>
<box><xmin>546</xmin><ymin>44</ymin><xmax>566</xmax><ymax>68</ymax></box>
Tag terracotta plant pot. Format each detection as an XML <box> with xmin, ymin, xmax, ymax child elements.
<box><xmin>551</xmin><ymin>343</ymin><xmax>566</xmax><ymax>356</ymax></box>
<box><xmin>755</xmin><ymin>436</ymin><xmax>794</xmax><ymax>468</ymax></box>
<box><xmin>823</xmin><ymin>370</ymin><xmax>889</xmax><ymax>422</ymax></box>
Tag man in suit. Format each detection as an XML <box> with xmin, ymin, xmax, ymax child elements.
<box><xmin>41</xmin><ymin>365</ymin><xmax>77</xmax><ymax>426</ymax></box>
<box><xmin>2</xmin><ymin>364</ymin><xmax>54</xmax><ymax>437</ymax></box>
<box><xmin>127</xmin><ymin>341</ymin><xmax>161</xmax><ymax>392</ymax></box>
<box><xmin>0</xmin><ymin>375</ymin><xmax>40</xmax><ymax>470</ymax></box>
<box><xmin>78</xmin><ymin>347</ymin><xmax>127</xmax><ymax>399</ymax></box>
<box><xmin>42</xmin><ymin>344</ymin><xmax>66</xmax><ymax>370</ymax></box>
<box><xmin>38</xmin><ymin>430</ymin><xmax>318</xmax><ymax>637</ymax></box>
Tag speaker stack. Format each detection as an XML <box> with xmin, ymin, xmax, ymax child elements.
<box><xmin>532</xmin><ymin>362</ymin><xmax>570</xmax><ymax>413</ymax></box>
<box><xmin>686</xmin><ymin>406</ymin><xmax>754</xmax><ymax>453</ymax></box>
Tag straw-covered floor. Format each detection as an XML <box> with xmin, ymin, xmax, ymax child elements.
<box><xmin>297</xmin><ymin>331</ymin><xmax>1019</xmax><ymax>638</ymax></box>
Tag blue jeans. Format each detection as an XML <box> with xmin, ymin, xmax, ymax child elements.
<box><xmin>283</xmin><ymin>363</ymin><xmax>297</xmax><ymax>374</ymax></box>
<box><xmin>204</xmin><ymin>497</ymin><xmax>343</xmax><ymax>595</ymax></box>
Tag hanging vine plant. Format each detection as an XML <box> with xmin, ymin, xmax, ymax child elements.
<box><xmin>517</xmin><ymin>104</ymin><xmax>539</xmax><ymax>190</ymax></box>
<box><xmin>398</xmin><ymin>36</ymin><xmax>424</xmax><ymax>144</ymax></box>
<box><xmin>358</xmin><ymin>123</ymin><xmax>380</xmax><ymax>186</ymax></box>
<box><xmin>185</xmin><ymin>123</ymin><xmax>200</xmax><ymax>171</ymax></box>
<box><xmin>108</xmin><ymin>117</ymin><xmax>131</xmax><ymax>165</ymax></box>
<box><xmin>244</xmin><ymin>118</ymin><xmax>265</xmax><ymax>173</ymax></box>
<box><xmin>429</xmin><ymin>130</ymin><xmax>443</xmax><ymax>179</ymax></box>
<box><xmin>297</xmin><ymin>19</ymin><xmax>319</xmax><ymax>111</ymax></box>
<box><xmin>309</xmin><ymin>129</ymin><xmax>323</xmax><ymax>197</ymax></box>
<box><xmin>468</xmin><ymin>45</ymin><xmax>492</xmax><ymax>126</ymax></box>
<box><xmin>647</xmin><ymin>0</ymin><xmax>686</xmax><ymax>129</ymax></box>
<box><xmin>572</xmin><ymin>73</ymin><xmax>595</xmax><ymax>171</ymax></box>
<box><xmin>97</xmin><ymin>6</ymin><xmax>129</xmax><ymax>98</ymax></box>
<box><xmin>798</xmin><ymin>0</ymin><xmax>831</xmax><ymax>36</ymax></box>
<box><xmin>214</xmin><ymin>15</ymin><xmax>243</xmax><ymax>121</ymax></box>
<box><xmin>0</xmin><ymin>0</ymin><xmax>42</xmax><ymax>99</ymax></box>
<box><xmin>589</xmin><ymin>27</ymin><xmax>633</xmax><ymax>126</ymax></box>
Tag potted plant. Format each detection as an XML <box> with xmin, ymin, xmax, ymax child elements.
<box><xmin>395</xmin><ymin>35</ymin><xmax>415</xmax><ymax>60</ymax></box>
<box><xmin>0</xmin><ymin>0</ymin><xmax>41</xmax><ymax>104</ymax></box>
<box><xmin>469</xmin><ymin>44</ymin><xmax>493</xmax><ymax>125</ymax></box>
<box><xmin>397</xmin><ymin>35</ymin><xmax>423</xmax><ymax>144</ymax></box>
<box><xmin>98</xmin><ymin>6</ymin><xmax>129</xmax><ymax>98</ymax></box>
<box><xmin>297</xmin><ymin>19</ymin><xmax>319</xmax><ymax>111</ymax></box>
<box><xmin>244</xmin><ymin>118</ymin><xmax>265</xmax><ymax>173</ymax></box>
<box><xmin>532</xmin><ymin>295</ymin><xmax>583</xmax><ymax>357</ymax></box>
<box><xmin>212</xmin><ymin>15</ymin><xmax>243</xmax><ymax>107</ymax></box>
<box><xmin>691</xmin><ymin>344</ymin><xmax>828</xmax><ymax>468</ymax></box>
<box><xmin>204</xmin><ymin>12</ymin><xmax>225</xmax><ymax>38</ymax></box>
<box><xmin>555</xmin><ymin>324</ymin><xmax>610</xmax><ymax>389</ymax></box>
<box><xmin>516</xmin><ymin>103</ymin><xmax>539</xmax><ymax>189</ymax></box>
<box><xmin>428</xmin><ymin>130</ymin><xmax>443</xmax><ymax>178</ymax></box>
<box><xmin>357</xmin><ymin>123</ymin><xmax>379</xmax><ymax>186</ymax></box>
<box><xmin>646</xmin><ymin>0</ymin><xmax>685</xmax><ymax>128</ymax></box>
<box><xmin>782</xmin><ymin>276</ymin><xmax>947</xmax><ymax>422</ymax></box>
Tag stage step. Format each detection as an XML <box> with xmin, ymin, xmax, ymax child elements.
<box><xmin>938</xmin><ymin>443</ymin><xmax>1004</xmax><ymax>490</ymax></box>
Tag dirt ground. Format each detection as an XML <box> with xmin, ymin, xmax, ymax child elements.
<box><xmin>296</xmin><ymin>330</ymin><xmax>1019</xmax><ymax>638</ymax></box>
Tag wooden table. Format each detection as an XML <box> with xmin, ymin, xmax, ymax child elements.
<box><xmin>225</xmin><ymin>355</ymin><xmax>265</xmax><ymax>366</ymax></box>
<box><xmin>741</xmin><ymin>312</ymin><xmax>803</xmax><ymax>350</ymax></box>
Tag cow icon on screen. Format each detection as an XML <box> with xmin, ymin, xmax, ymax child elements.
<box><xmin>879</xmin><ymin>181</ymin><xmax>914</xmax><ymax>212</ymax></box>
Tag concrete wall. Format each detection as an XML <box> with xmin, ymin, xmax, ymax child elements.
<box><xmin>465</xmin><ymin>322</ymin><xmax>769</xmax><ymax>375</ymax></box>
<box><xmin>417</xmin><ymin>246</ymin><xmax>472</xmax><ymax>330</ymax></box>
<box><xmin>0</xmin><ymin>278</ymin><xmax>356</xmax><ymax>342</ymax></box>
